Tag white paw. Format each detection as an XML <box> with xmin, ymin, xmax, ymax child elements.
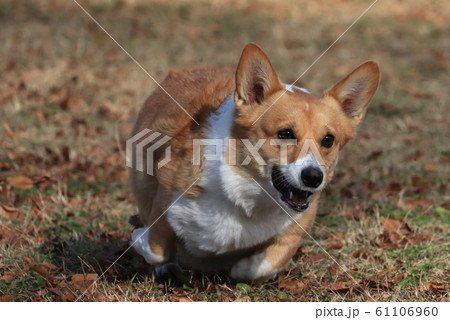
<box><xmin>230</xmin><ymin>252</ymin><xmax>282</xmax><ymax>282</ymax></box>
<box><xmin>130</xmin><ymin>227</ymin><xmax>166</xmax><ymax>265</ymax></box>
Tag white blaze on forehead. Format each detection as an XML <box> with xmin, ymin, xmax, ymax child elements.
<box><xmin>296</xmin><ymin>152</ymin><xmax>322</xmax><ymax>168</ymax></box>
<box><xmin>305</xmin><ymin>102</ymin><xmax>310</xmax><ymax>110</ymax></box>
<box><xmin>284</xmin><ymin>84</ymin><xmax>311</xmax><ymax>94</ymax></box>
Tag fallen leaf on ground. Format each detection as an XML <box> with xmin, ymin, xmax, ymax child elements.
<box><xmin>327</xmin><ymin>232</ymin><xmax>347</xmax><ymax>241</ymax></box>
<box><xmin>308</xmin><ymin>253</ymin><xmax>327</xmax><ymax>262</ymax></box>
<box><xmin>353</xmin><ymin>249</ymin><xmax>367</xmax><ymax>259</ymax></box>
<box><xmin>0</xmin><ymin>295</ymin><xmax>13</xmax><ymax>302</ymax></box>
<box><xmin>6</xmin><ymin>175</ymin><xmax>34</xmax><ymax>190</ymax></box>
<box><xmin>30</xmin><ymin>264</ymin><xmax>58</xmax><ymax>283</ymax></box>
<box><xmin>278</xmin><ymin>280</ymin><xmax>305</xmax><ymax>291</ymax></box>
<box><xmin>400</xmin><ymin>198</ymin><xmax>434</xmax><ymax>210</ymax></box>
<box><xmin>410</xmin><ymin>233</ymin><xmax>436</xmax><ymax>244</ymax></box>
<box><xmin>34</xmin><ymin>175</ymin><xmax>54</xmax><ymax>189</ymax></box>
<box><xmin>328</xmin><ymin>263</ymin><xmax>340</xmax><ymax>276</ymax></box>
<box><xmin>171</xmin><ymin>295</ymin><xmax>192</xmax><ymax>302</ymax></box>
<box><xmin>380</xmin><ymin>217</ymin><xmax>412</xmax><ymax>235</ymax></box>
<box><xmin>0</xmin><ymin>274</ymin><xmax>14</xmax><ymax>282</ymax></box>
<box><xmin>0</xmin><ymin>204</ymin><xmax>25</xmax><ymax>221</ymax></box>
<box><xmin>21</xmin><ymin>256</ymin><xmax>34</xmax><ymax>264</ymax></box>
<box><xmin>69</xmin><ymin>273</ymin><xmax>98</xmax><ymax>291</ymax></box>
<box><xmin>326</xmin><ymin>242</ymin><xmax>344</xmax><ymax>250</ymax></box>
<box><xmin>0</xmin><ymin>226</ymin><xmax>28</xmax><ymax>246</ymax></box>
<box><xmin>326</xmin><ymin>281</ymin><xmax>353</xmax><ymax>292</ymax></box>
<box><xmin>423</xmin><ymin>282</ymin><xmax>447</xmax><ymax>292</ymax></box>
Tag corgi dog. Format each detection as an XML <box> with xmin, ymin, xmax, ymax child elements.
<box><xmin>128</xmin><ymin>43</ymin><xmax>379</xmax><ymax>282</ymax></box>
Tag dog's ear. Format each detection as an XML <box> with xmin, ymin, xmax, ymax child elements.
<box><xmin>234</xmin><ymin>43</ymin><xmax>284</xmax><ymax>109</ymax></box>
<box><xmin>325</xmin><ymin>61</ymin><xmax>380</xmax><ymax>127</ymax></box>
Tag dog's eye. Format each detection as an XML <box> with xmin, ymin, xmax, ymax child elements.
<box><xmin>277</xmin><ymin>129</ymin><xmax>295</xmax><ymax>140</ymax></box>
<box><xmin>321</xmin><ymin>134</ymin><xmax>335</xmax><ymax>148</ymax></box>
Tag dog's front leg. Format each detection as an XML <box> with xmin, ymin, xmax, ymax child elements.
<box><xmin>230</xmin><ymin>207</ymin><xmax>317</xmax><ymax>282</ymax></box>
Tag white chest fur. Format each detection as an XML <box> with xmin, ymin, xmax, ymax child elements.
<box><xmin>166</xmin><ymin>94</ymin><xmax>297</xmax><ymax>257</ymax></box>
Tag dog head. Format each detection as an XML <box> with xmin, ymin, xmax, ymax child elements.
<box><xmin>231</xmin><ymin>43</ymin><xmax>379</xmax><ymax>212</ymax></box>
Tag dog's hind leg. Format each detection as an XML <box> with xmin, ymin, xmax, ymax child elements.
<box><xmin>130</xmin><ymin>171</ymin><xmax>176</xmax><ymax>265</ymax></box>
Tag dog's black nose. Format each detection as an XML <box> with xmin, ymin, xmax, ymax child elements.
<box><xmin>301</xmin><ymin>167</ymin><xmax>323</xmax><ymax>188</ymax></box>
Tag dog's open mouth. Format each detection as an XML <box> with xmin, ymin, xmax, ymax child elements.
<box><xmin>272</xmin><ymin>167</ymin><xmax>312</xmax><ymax>212</ymax></box>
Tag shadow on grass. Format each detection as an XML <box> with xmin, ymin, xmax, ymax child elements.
<box><xmin>39</xmin><ymin>235</ymin><xmax>153</xmax><ymax>282</ymax></box>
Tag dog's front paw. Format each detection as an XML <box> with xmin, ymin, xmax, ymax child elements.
<box><xmin>230</xmin><ymin>252</ymin><xmax>283</xmax><ymax>282</ymax></box>
<box><xmin>130</xmin><ymin>227</ymin><xmax>167</xmax><ymax>265</ymax></box>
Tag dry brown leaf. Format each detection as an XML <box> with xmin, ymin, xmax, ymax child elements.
<box><xmin>71</xmin><ymin>273</ymin><xmax>98</xmax><ymax>283</ymax></box>
<box><xmin>0</xmin><ymin>204</ymin><xmax>25</xmax><ymax>221</ymax></box>
<box><xmin>6</xmin><ymin>175</ymin><xmax>34</xmax><ymax>190</ymax></box>
<box><xmin>69</xmin><ymin>273</ymin><xmax>98</xmax><ymax>291</ymax></box>
<box><xmin>0</xmin><ymin>274</ymin><xmax>14</xmax><ymax>282</ymax></box>
<box><xmin>380</xmin><ymin>217</ymin><xmax>412</xmax><ymax>235</ymax></box>
<box><xmin>327</xmin><ymin>281</ymin><xmax>353</xmax><ymax>292</ymax></box>
<box><xmin>34</xmin><ymin>175</ymin><xmax>54</xmax><ymax>189</ymax></box>
<box><xmin>30</xmin><ymin>265</ymin><xmax>58</xmax><ymax>283</ymax></box>
<box><xmin>39</xmin><ymin>262</ymin><xmax>58</xmax><ymax>270</ymax></box>
<box><xmin>308</xmin><ymin>253</ymin><xmax>327</xmax><ymax>262</ymax></box>
<box><xmin>393</xmin><ymin>273</ymin><xmax>407</xmax><ymax>283</ymax></box>
<box><xmin>278</xmin><ymin>280</ymin><xmax>305</xmax><ymax>291</ymax></box>
<box><xmin>353</xmin><ymin>249</ymin><xmax>367</xmax><ymax>259</ymax></box>
<box><xmin>423</xmin><ymin>282</ymin><xmax>447</xmax><ymax>292</ymax></box>
<box><xmin>403</xmin><ymin>199</ymin><xmax>434</xmax><ymax>210</ymax></box>
<box><xmin>0</xmin><ymin>227</ymin><xmax>28</xmax><ymax>246</ymax></box>
<box><xmin>326</xmin><ymin>242</ymin><xmax>344</xmax><ymax>250</ymax></box>
<box><xmin>327</xmin><ymin>263</ymin><xmax>340</xmax><ymax>276</ymax></box>
<box><xmin>64</xmin><ymin>292</ymin><xmax>75</xmax><ymax>302</ymax></box>
<box><xmin>234</xmin><ymin>297</ymin><xmax>246</xmax><ymax>302</ymax></box>
<box><xmin>172</xmin><ymin>295</ymin><xmax>192</xmax><ymax>302</ymax></box>
<box><xmin>327</xmin><ymin>232</ymin><xmax>347</xmax><ymax>241</ymax></box>
<box><xmin>410</xmin><ymin>233</ymin><xmax>436</xmax><ymax>244</ymax></box>
<box><xmin>21</xmin><ymin>256</ymin><xmax>34</xmax><ymax>264</ymax></box>
<box><xmin>0</xmin><ymin>294</ymin><xmax>13</xmax><ymax>302</ymax></box>
<box><xmin>386</xmin><ymin>265</ymin><xmax>397</xmax><ymax>272</ymax></box>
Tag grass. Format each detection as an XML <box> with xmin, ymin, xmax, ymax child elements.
<box><xmin>0</xmin><ymin>0</ymin><xmax>449</xmax><ymax>301</ymax></box>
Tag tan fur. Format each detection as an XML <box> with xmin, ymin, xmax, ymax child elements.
<box><xmin>129</xmin><ymin>68</ymin><xmax>235</xmax><ymax>259</ymax></box>
<box><xmin>129</xmin><ymin>43</ymin><xmax>379</xmax><ymax>279</ymax></box>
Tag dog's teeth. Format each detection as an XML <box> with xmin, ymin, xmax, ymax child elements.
<box><xmin>289</xmin><ymin>191</ymin><xmax>293</xmax><ymax>200</ymax></box>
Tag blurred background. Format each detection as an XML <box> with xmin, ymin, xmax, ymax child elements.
<box><xmin>0</xmin><ymin>0</ymin><xmax>448</xmax><ymax>301</ymax></box>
